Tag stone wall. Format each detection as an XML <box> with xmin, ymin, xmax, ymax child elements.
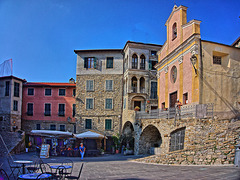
<box><xmin>76</xmin><ymin>74</ymin><xmax>123</xmax><ymax>136</ymax></box>
<box><xmin>135</xmin><ymin>117</ymin><xmax>240</xmax><ymax>165</ymax></box>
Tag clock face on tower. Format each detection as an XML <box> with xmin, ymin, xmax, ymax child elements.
<box><xmin>170</xmin><ymin>66</ymin><xmax>177</xmax><ymax>83</ymax></box>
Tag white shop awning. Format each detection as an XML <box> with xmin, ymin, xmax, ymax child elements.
<box><xmin>75</xmin><ymin>131</ymin><xmax>107</xmax><ymax>139</ymax></box>
<box><xmin>30</xmin><ymin>130</ymin><xmax>73</xmax><ymax>138</ymax></box>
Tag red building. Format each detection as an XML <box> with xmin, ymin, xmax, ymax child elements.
<box><xmin>22</xmin><ymin>80</ymin><xmax>76</xmax><ymax>136</ymax></box>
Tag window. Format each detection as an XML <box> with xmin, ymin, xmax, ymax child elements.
<box><xmin>105</xmin><ymin>119</ymin><xmax>112</xmax><ymax>130</ymax></box>
<box><xmin>84</xmin><ymin>57</ymin><xmax>97</xmax><ymax>69</ymax></box>
<box><xmin>50</xmin><ymin>124</ymin><xmax>56</xmax><ymax>130</ymax></box>
<box><xmin>183</xmin><ymin>93</ymin><xmax>188</xmax><ymax>104</ymax></box>
<box><xmin>45</xmin><ymin>89</ymin><xmax>52</xmax><ymax>96</ymax></box>
<box><xmin>169</xmin><ymin>128</ymin><xmax>185</xmax><ymax>152</ymax></box>
<box><xmin>73</xmin><ymin>89</ymin><xmax>76</xmax><ymax>96</ymax></box>
<box><xmin>14</xmin><ymin>82</ymin><xmax>19</xmax><ymax>97</ymax></box>
<box><xmin>86</xmin><ymin>80</ymin><xmax>94</xmax><ymax>91</ymax></box>
<box><xmin>161</xmin><ymin>102</ymin><xmax>165</xmax><ymax>110</ymax></box>
<box><xmin>172</xmin><ymin>22</ymin><xmax>177</xmax><ymax>40</ymax></box>
<box><xmin>150</xmin><ymin>82</ymin><xmax>157</xmax><ymax>99</ymax></box>
<box><xmin>86</xmin><ymin>99</ymin><xmax>93</xmax><ymax>109</ymax></box>
<box><xmin>132</xmin><ymin>54</ymin><xmax>138</xmax><ymax>69</ymax></box>
<box><xmin>28</xmin><ymin>88</ymin><xmax>34</xmax><ymax>96</ymax></box>
<box><xmin>140</xmin><ymin>55</ymin><xmax>145</xmax><ymax>70</ymax></box>
<box><xmin>13</xmin><ymin>100</ymin><xmax>18</xmax><ymax>111</ymax></box>
<box><xmin>60</xmin><ymin>125</ymin><xmax>65</xmax><ymax>131</ymax></box>
<box><xmin>36</xmin><ymin>124</ymin><xmax>41</xmax><ymax>130</ymax></box>
<box><xmin>27</xmin><ymin>103</ymin><xmax>33</xmax><ymax>116</ymax></box>
<box><xmin>106</xmin><ymin>57</ymin><xmax>113</xmax><ymax>68</ymax></box>
<box><xmin>85</xmin><ymin>119</ymin><xmax>92</xmax><ymax>129</ymax></box>
<box><xmin>106</xmin><ymin>80</ymin><xmax>113</xmax><ymax>91</ymax></box>
<box><xmin>0</xmin><ymin>117</ymin><xmax>3</xmax><ymax>121</ymax></box>
<box><xmin>170</xmin><ymin>66</ymin><xmax>177</xmax><ymax>83</ymax></box>
<box><xmin>213</xmin><ymin>56</ymin><xmax>221</xmax><ymax>65</ymax></box>
<box><xmin>58</xmin><ymin>104</ymin><xmax>65</xmax><ymax>116</ymax></box>
<box><xmin>123</xmin><ymin>98</ymin><xmax>126</xmax><ymax>109</ymax></box>
<box><xmin>151</xmin><ymin>51</ymin><xmax>157</xmax><ymax>56</ymax></box>
<box><xmin>105</xmin><ymin>99</ymin><xmax>113</xmax><ymax>109</ymax></box>
<box><xmin>5</xmin><ymin>81</ymin><xmax>10</xmax><ymax>96</ymax></box>
<box><xmin>44</xmin><ymin>103</ymin><xmax>51</xmax><ymax>116</ymax></box>
<box><xmin>72</xmin><ymin>104</ymin><xmax>76</xmax><ymax>117</ymax></box>
<box><xmin>59</xmin><ymin>89</ymin><xmax>65</xmax><ymax>96</ymax></box>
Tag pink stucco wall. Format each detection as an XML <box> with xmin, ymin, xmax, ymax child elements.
<box><xmin>22</xmin><ymin>84</ymin><xmax>76</xmax><ymax>122</ymax></box>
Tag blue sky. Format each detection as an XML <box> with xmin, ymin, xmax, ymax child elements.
<box><xmin>0</xmin><ymin>0</ymin><xmax>239</xmax><ymax>82</ymax></box>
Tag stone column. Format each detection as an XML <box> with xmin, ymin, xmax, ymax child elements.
<box><xmin>137</xmin><ymin>78</ymin><xmax>140</xmax><ymax>93</ymax></box>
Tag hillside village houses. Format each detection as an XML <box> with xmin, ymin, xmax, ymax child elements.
<box><xmin>0</xmin><ymin>5</ymin><xmax>239</xmax><ymax>165</ymax></box>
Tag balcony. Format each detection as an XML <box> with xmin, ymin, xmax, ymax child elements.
<box><xmin>136</xmin><ymin>104</ymin><xmax>214</xmax><ymax>120</ymax></box>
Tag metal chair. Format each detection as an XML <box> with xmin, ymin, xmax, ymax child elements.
<box><xmin>61</xmin><ymin>159</ymin><xmax>73</xmax><ymax>177</ymax></box>
<box><xmin>0</xmin><ymin>168</ymin><xmax>10</xmax><ymax>180</ymax></box>
<box><xmin>6</xmin><ymin>155</ymin><xmax>21</xmax><ymax>179</ymax></box>
<box><xmin>27</xmin><ymin>156</ymin><xmax>41</xmax><ymax>173</ymax></box>
<box><xmin>65</xmin><ymin>163</ymin><xmax>84</xmax><ymax>180</ymax></box>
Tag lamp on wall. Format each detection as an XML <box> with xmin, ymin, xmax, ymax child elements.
<box><xmin>190</xmin><ymin>54</ymin><xmax>197</xmax><ymax>75</ymax></box>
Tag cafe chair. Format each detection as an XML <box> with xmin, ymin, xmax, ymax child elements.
<box><xmin>36</xmin><ymin>173</ymin><xmax>52</xmax><ymax>180</ymax></box>
<box><xmin>0</xmin><ymin>168</ymin><xmax>10</xmax><ymax>180</ymax></box>
<box><xmin>40</xmin><ymin>163</ymin><xmax>57</xmax><ymax>179</ymax></box>
<box><xmin>61</xmin><ymin>159</ymin><xmax>73</xmax><ymax>176</ymax></box>
<box><xmin>65</xmin><ymin>163</ymin><xmax>84</xmax><ymax>180</ymax></box>
<box><xmin>6</xmin><ymin>155</ymin><xmax>21</xmax><ymax>179</ymax></box>
<box><xmin>56</xmin><ymin>165</ymin><xmax>67</xmax><ymax>180</ymax></box>
<box><xmin>27</xmin><ymin>156</ymin><xmax>41</xmax><ymax>173</ymax></box>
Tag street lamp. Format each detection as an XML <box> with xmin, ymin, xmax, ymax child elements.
<box><xmin>190</xmin><ymin>54</ymin><xmax>197</xmax><ymax>75</ymax></box>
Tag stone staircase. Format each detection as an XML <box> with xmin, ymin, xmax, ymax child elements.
<box><xmin>0</xmin><ymin>131</ymin><xmax>25</xmax><ymax>157</ymax></box>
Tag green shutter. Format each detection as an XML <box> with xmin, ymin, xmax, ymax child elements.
<box><xmin>94</xmin><ymin>58</ymin><xmax>97</xmax><ymax>69</ymax></box>
<box><xmin>84</xmin><ymin>57</ymin><xmax>88</xmax><ymax>68</ymax></box>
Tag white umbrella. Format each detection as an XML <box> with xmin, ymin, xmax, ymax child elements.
<box><xmin>31</xmin><ymin>130</ymin><xmax>73</xmax><ymax>138</ymax></box>
<box><xmin>75</xmin><ymin>131</ymin><xmax>107</xmax><ymax>139</ymax></box>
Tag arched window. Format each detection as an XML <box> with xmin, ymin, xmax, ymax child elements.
<box><xmin>140</xmin><ymin>55</ymin><xmax>145</xmax><ymax>70</ymax></box>
<box><xmin>132</xmin><ymin>54</ymin><xmax>138</xmax><ymax>69</ymax></box>
<box><xmin>132</xmin><ymin>77</ymin><xmax>137</xmax><ymax>93</ymax></box>
<box><xmin>172</xmin><ymin>22</ymin><xmax>177</xmax><ymax>40</ymax></box>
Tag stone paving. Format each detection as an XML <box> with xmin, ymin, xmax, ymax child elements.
<box><xmin>1</xmin><ymin>152</ymin><xmax>240</xmax><ymax>180</ymax></box>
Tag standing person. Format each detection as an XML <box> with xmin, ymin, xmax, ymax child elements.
<box><xmin>79</xmin><ymin>143</ymin><xmax>86</xmax><ymax>160</ymax></box>
<box><xmin>175</xmin><ymin>99</ymin><xmax>182</xmax><ymax>120</ymax></box>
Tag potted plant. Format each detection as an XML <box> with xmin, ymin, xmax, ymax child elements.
<box><xmin>112</xmin><ymin>133</ymin><xmax>120</xmax><ymax>154</ymax></box>
<box><xmin>100</xmin><ymin>149</ymin><xmax>104</xmax><ymax>155</ymax></box>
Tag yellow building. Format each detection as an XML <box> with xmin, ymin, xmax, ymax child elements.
<box><xmin>155</xmin><ymin>5</ymin><xmax>240</xmax><ymax>119</ymax></box>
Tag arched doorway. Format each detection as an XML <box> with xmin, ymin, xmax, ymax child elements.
<box><xmin>139</xmin><ymin>125</ymin><xmax>162</xmax><ymax>154</ymax></box>
<box><xmin>122</xmin><ymin>121</ymin><xmax>135</xmax><ymax>150</ymax></box>
<box><xmin>140</xmin><ymin>77</ymin><xmax>145</xmax><ymax>93</ymax></box>
<box><xmin>131</xmin><ymin>96</ymin><xmax>146</xmax><ymax>111</ymax></box>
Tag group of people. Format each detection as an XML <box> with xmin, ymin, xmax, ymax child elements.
<box><xmin>55</xmin><ymin>143</ymin><xmax>86</xmax><ymax>160</ymax></box>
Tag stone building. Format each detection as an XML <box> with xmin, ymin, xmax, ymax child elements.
<box><xmin>0</xmin><ymin>76</ymin><xmax>26</xmax><ymax>132</ymax></box>
<box><xmin>21</xmin><ymin>81</ymin><xmax>76</xmax><ymax>145</ymax></box>
<box><xmin>121</xmin><ymin>41</ymin><xmax>162</xmax><ymax>149</ymax></box>
<box><xmin>74</xmin><ymin>49</ymin><xmax>123</xmax><ymax>152</ymax></box>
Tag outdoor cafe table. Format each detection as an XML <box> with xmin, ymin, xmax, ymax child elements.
<box><xmin>14</xmin><ymin>160</ymin><xmax>33</xmax><ymax>174</ymax></box>
<box><xmin>18</xmin><ymin>173</ymin><xmax>52</xmax><ymax>179</ymax></box>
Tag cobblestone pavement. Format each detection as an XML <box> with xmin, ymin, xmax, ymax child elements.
<box><xmin>1</xmin><ymin>152</ymin><xmax>240</xmax><ymax>180</ymax></box>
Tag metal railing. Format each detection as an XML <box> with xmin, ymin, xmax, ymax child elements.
<box><xmin>136</xmin><ymin>103</ymin><xmax>214</xmax><ymax>120</ymax></box>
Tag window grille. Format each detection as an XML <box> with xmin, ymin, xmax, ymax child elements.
<box><xmin>169</xmin><ymin>128</ymin><xmax>185</xmax><ymax>152</ymax></box>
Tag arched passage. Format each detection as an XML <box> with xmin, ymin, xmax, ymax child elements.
<box><xmin>139</xmin><ymin>125</ymin><xmax>162</xmax><ymax>154</ymax></box>
<box><xmin>122</xmin><ymin>121</ymin><xmax>135</xmax><ymax>150</ymax></box>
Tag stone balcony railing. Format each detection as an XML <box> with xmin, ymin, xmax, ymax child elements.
<box><xmin>136</xmin><ymin>103</ymin><xmax>214</xmax><ymax>120</ymax></box>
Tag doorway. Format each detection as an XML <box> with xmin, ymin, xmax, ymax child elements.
<box><xmin>134</xmin><ymin>101</ymin><xmax>141</xmax><ymax>110</ymax></box>
<box><xmin>169</xmin><ymin>91</ymin><xmax>177</xmax><ymax>108</ymax></box>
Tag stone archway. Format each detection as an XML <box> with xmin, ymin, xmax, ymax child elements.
<box><xmin>139</xmin><ymin>125</ymin><xmax>162</xmax><ymax>154</ymax></box>
<box><xmin>122</xmin><ymin>121</ymin><xmax>135</xmax><ymax>150</ymax></box>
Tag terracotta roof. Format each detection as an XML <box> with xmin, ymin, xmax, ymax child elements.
<box><xmin>24</xmin><ymin>82</ymin><xmax>76</xmax><ymax>87</ymax></box>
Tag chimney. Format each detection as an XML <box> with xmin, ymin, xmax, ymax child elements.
<box><xmin>69</xmin><ymin>78</ymin><xmax>75</xmax><ymax>84</ymax></box>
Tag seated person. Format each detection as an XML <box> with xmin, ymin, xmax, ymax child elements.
<box><xmin>67</xmin><ymin>146</ymin><xmax>73</xmax><ymax>157</ymax></box>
